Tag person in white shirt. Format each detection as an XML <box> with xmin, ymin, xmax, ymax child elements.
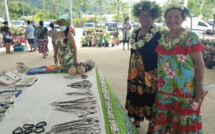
<box><xmin>122</xmin><ymin>17</ymin><xmax>131</xmax><ymax>50</ymax></box>
<box><xmin>25</xmin><ymin>20</ymin><xmax>35</xmax><ymax>52</ymax></box>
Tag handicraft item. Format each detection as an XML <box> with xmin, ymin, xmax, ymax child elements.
<box><xmin>51</xmin><ymin>96</ymin><xmax>97</xmax><ymax>118</ymax></box>
<box><xmin>15</xmin><ymin>77</ymin><xmax>38</xmax><ymax>87</ymax></box>
<box><xmin>46</xmin><ymin>117</ymin><xmax>101</xmax><ymax>134</ymax></box>
<box><xmin>67</xmin><ymin>80</ymin><xmax>92</xmax><ymax>90</ymax></box>
<box><xmin>12</xmin><ymin>121</ymin><xmax>47</xmax><ymax>134</ymax></box>
<box><xmin>0</xmin><ymin>72</ymin><xmax>22</xmax><ymax>86</ymax></box>
<box><xmin>16</xmin><ymin>62</ymin><xmax>28</xmax><ymax>73</ymax></box>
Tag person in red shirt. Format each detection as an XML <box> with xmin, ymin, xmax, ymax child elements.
<box><xmin>69</xmin><ymin>26</ymin><xmax>73</xmax><ymax>34</ymax></box>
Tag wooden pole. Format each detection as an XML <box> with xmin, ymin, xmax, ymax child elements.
<box><xmin>4</xmin><ymin>0</ymin><xmax>10</xmax><ymax>26</ymax></box>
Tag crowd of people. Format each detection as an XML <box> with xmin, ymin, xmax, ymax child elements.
<box><xmin>0</xmin><ymin>19</ymin><xmax>77</xmax><ymax>65</ymax></box>
<box><xmin>125</xmin><ymin>1</ymin><xmax>205</xmax><ymax>134</ymax></box>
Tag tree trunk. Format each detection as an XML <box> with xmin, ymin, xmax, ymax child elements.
<box><xmin>100</xmin><ymin>0</ymin><xmax>102</xmax><ymax>21</ymax></box>
<box><xmin>118</xmin><ymin>0</ymin><xmax>119</xmax><ymax>15</ymax></box>
<box><xmin>52</xmin><ymin>2</ymin><xmax>56</xmax><ymax>15</ymax></box>
<box><xmin>213</xmin><ymin>14</ymin><xmax>215</xmax><ymax>30</ymax></box>
<box><xmin>213</xmin><ymin>8</ymin><xmax>215</xmax><ymax>30</ymax></box>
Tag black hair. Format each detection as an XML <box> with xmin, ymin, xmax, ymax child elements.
<box><xmin>39</xmin><ymin>21</ymin><xmax>43</xmax><ymax>26</ymax></box>
<box><xmin>3</xmin><ymin>21</ymin><xmax>8</xmax><ymax>24</ymax></box>
<box><xmin>27</xmin><ymin>20</ymin><xmax>31</xmax><ymax>25</ymax></box>
<box><xmin>63</xmin><ymin>26</ymin><xmax>70</xmax><ymax>44</ymax></box>
<box><xmin>49</xmin><ymin>23</ymin><xmax>54</xmax><ymax>29</ymax></box>
<box><xmin>164</xmin><ymin>7</ymin><xmax>190</xmax><ymax>20</ymax></box>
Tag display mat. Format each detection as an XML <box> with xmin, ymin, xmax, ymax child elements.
<box><xmin>0</xmin><ymin>68</ymin><xmax>137</xmax><ymax>134</ymax></box>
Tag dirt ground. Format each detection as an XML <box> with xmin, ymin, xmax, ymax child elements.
<box><xmin>0</xmin><ymin>43</ymin><xmax>215</xmax><ymax>134</ymax></box>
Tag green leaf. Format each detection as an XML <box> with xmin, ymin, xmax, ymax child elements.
<box><xmin>182</xmin><ymin>55</ymin><xmax>194</xmax><ymax>70</ymax></box>
<box><xmin>169</xmin><ymin>63</ymin><xmax>174</xmax><ymax>69</ymax></box>
<box><xmin>176</xmin><ymin>63</ymin><xmax>183</xmax><ymax>79</ymax></box>
<box><xmin>172</xmin><ymin>55</ymin><xmax>178</xmax><ymax>63</ymax></box>
<box><xmin>66</xmin><ymin>57</ymin><xmax>73</xmax><ymax>63</ymax></box>
<box><xmin>166</xmin><ymin>58</ymin><xmax>171</xmax><ymax>63</ymax></box>
<box><xmin>158</xmin><ymin>61</ymin><xmax>166</xmax><ymax>78</ymax></box>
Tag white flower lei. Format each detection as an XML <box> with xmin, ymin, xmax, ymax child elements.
<box><xmin>129</xmin><ymin>27</ymin><xmax>159</xmax><ymax>50</ymax></box>
<box><xmin>164</xmin><ymin>3</ymin><xmax>184</xmax><ymax>15</ymax></box>
<box><xmin>158</xmin><ymin>28</ymin><xmax>191</xmax><ymax>50</ymax></box>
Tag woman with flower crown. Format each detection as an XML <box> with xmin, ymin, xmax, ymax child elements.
<box><xmin>148</xmin><ymin>3</ymin><xmax>205</xmax><ymax>134</ymax></box>
<box><xmin>125</xmin><ymin>1</ymin><xmax>161</xmax><ymax>131</ymax></box>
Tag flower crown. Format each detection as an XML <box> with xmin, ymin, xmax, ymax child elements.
<box><xmin>164</xmin><ymin>3</ymin><xmax>190</xmax><ymax>18</ymax></box>
<box><xmin>54</xmin><ymin>19</ymin><xmax>70</xmax><ymax>25</ymax></box>
<box><xmin>132</xmin><ymin>1</ymin><xmax>161</xmax><ymax>18</ymax></box>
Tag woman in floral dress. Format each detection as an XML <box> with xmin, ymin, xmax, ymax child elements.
<box><xmin>148</xmin><ymin>3</ymin><xmax>205</xmax><ymax>134</ymax></box>
<box><xmin>125</xmin><ymin>1</ymin><xmax>161</xmax><ymax>131</ymax></box>
<box><xmin>54</xmin><ymin>19</ymin><xmax>78</xmax><ymax>67</ymax></box>
<box><xmin>35</xmin><ymin>21</ymin><xmax>49</xmax><ymax>59</ymax></box>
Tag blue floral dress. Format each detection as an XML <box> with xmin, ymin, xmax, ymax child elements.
<box><xmin>148</xmin><ymin>32</ymin><xmax>205</xmax><ymax>134</ymax></box>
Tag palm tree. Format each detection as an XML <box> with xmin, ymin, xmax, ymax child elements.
<box><xmin>1</xmin><ymin>0</ymin><xmax>29</xmax><ymax>20</ymax></box>
<box><xmin>43</xmin><ymin>0</ymin><xmax>68</xmax><ymax>15</ymax></box>
<box><xmin>94</xmin><ymin>0</ymin><xmax>107</xmax><ymax>21</ymax></box>
<box><xmin>204</xmin><ymin>0</ymin><xmax>215</xmax><ymax>29</ymax></box>
<box><xmin>72</xmin><ymin>0</ymin><xmax>89</xmax><ymax>19</ymax></box>
<box><xmin>106</xmin><ymin>0</ymin><xmax>128</xmax><ymax>17</ymax></box>
<box><xmin>187</xmin><ymin>0</ymin><xmax>202</xmax><ymax>17</ymax></box>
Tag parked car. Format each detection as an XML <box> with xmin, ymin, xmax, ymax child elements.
<box><xmin>182</xmin><ymin>17</ymin><xmax>213</xmax><ymax>34</ymax></box>
<box><xmin>117</xmin><ymin>22</ymin><xmax>124</xmax><ymax>30</ymax></box>
<box><xmin>206</xmin><ymin>19</ymin><xmax>214</xmax><ymax>26</ymax></box>
<box><xmin>44</xmin><ymin>21</ymin><xmax>59</xmax><ymax>32</ymax></box>
<box><xmin>131</xmin><ymin>22</ymin><xmax>140</xmax><ymax>27</ymax></box>
<box><xmin>11</xmin><ymin>20</ymin><xmax>27</xmax><ymax>28</ymax></box>
<box><xmin>44</xmin><ymin>22</ymin><xmax>52</xmax><ymax>31</ymax></box>
<box><xmin>0</xmin><ymin>18</ymin><xmax>4</xmax><ymax>24</ymax></box>
<box><xmin>83</xmin><ymin>23</ymin><xmax>95</xmax><ymax>36</ymax></box>
<box><xmin>105</xmin><ymin>22</ymin><xmax>118</xmax><ymax>35</ymax></box>
<box><xmin>96</xmin><ymin>21</ymin><xmax>106</xmax><ymax>27</ymax></box>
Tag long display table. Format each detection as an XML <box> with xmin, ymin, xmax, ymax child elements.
<box><xmin>0</xmin><ymin>67</ymin><xmax>137</xmax><ymax>134</ymax></box>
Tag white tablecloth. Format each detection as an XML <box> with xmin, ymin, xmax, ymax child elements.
<box><xmin>0</xmin><ymin>68</ymin><xmax>105</xmax><ymax>134</ymax></box>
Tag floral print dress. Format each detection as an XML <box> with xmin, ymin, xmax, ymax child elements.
<box><xmin>55</xmin><ymin>37</ymin><xmax>74</xmax><ymax>67</ymax></box>
<box><xmin>125</xmin><ymin>27</ymin><xmax>161</xmax><ymax>122</ymax></box>
<box><xmin>148</xmin><ymin>32</ymin><xmax>205</xmax><ymax>134</ymax></box>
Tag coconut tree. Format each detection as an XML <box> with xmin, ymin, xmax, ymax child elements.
<box><xmin>94</xmin><ymin>0</ymin><xmax>107</xmax><ymax>21</ymax></box>
<box><xmin>34</xmin><ymin>12</ymin><xmax>47</xmax><ymax>22</ymax></box>
<box><xmin>72</xmin><ymin>0</ymin><xmax>89</xmax><ymax>19</ymax></box>
<box><xmin>43</xmin><ymin>0</ymin><xmax>68</xmax><ymax>15</ymax></box>
<box><xmin>106</xmin><ymin>0</ymin><xmax>128</xmax><ymax>16</ymax></box>
<box><xmin>0</xmin><ymin>0</ymin><xmax>30</xmax><ymax>20</ymax></box>
<box><xmin>204</xmin><ymin>0</ymin><xmax>215</xmax><ymax>29</ymax></box>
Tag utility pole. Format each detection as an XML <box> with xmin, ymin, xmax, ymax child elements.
<box><xmin>69</xmin><ymin>0</ymin><xmax>72</xmax><ymax>25</ymax></box>
<box><xmin>22</xmin><ymin>0</ymin><xmax>25</xmax><ymax>16</ymax></box>
<box><xmin>129</xmin><ymin>0</ymin><xmax>131</xmax><ymax>23</ymax></box>
<box><xmin>29</xmin><ymin>0</ymin><xmax>34</xmax><ymax>22</ymax></box>
<box><xmin>184</xmin><ymin>0</ymin><xmax>187</xmax><ymax>8</ymax></box>
<box><xmin>213</xmin><ymin>8</ymin><xmax>215</xmax><ymax>30</ymax></box>
<box><xmin>4</xmin><ymin>0</ymin><xmax>10</xmax><ymax>26</ymax></box>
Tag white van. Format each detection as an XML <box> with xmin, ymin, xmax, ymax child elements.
<box><xmin>182</xmin><ymin>17</ymin><xmax>213</xmax><ymax>34</ymax></box>
<box><xmin>11</xmin><ymin>20</ymin><xmax>27</xmax><ymax>28</ymax></box>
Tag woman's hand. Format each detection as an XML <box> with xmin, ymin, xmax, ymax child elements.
<box><xmin>195</xmin><ymin>84</ymin><xmax>205</xmax><ymax>102</ymax></box>
<box><xmin>54</xmin><ymin>56</ymin><xmax>58</xmax><ymax>65</ymax></box>
<box><xmin>151</xmin><ymin>80</ymin><xmax>157</xmax><ymax>94</ymax></box>
<box><xmin>74</xmin><ymin>58</ymin><xmax>78</xmax><ymax>64</ymax></box>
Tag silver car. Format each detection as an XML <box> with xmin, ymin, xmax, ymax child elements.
<box><xmin>117</xmin><ymin>22</ymin><xmax>124</xmax><ymax>30</ymax></box>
